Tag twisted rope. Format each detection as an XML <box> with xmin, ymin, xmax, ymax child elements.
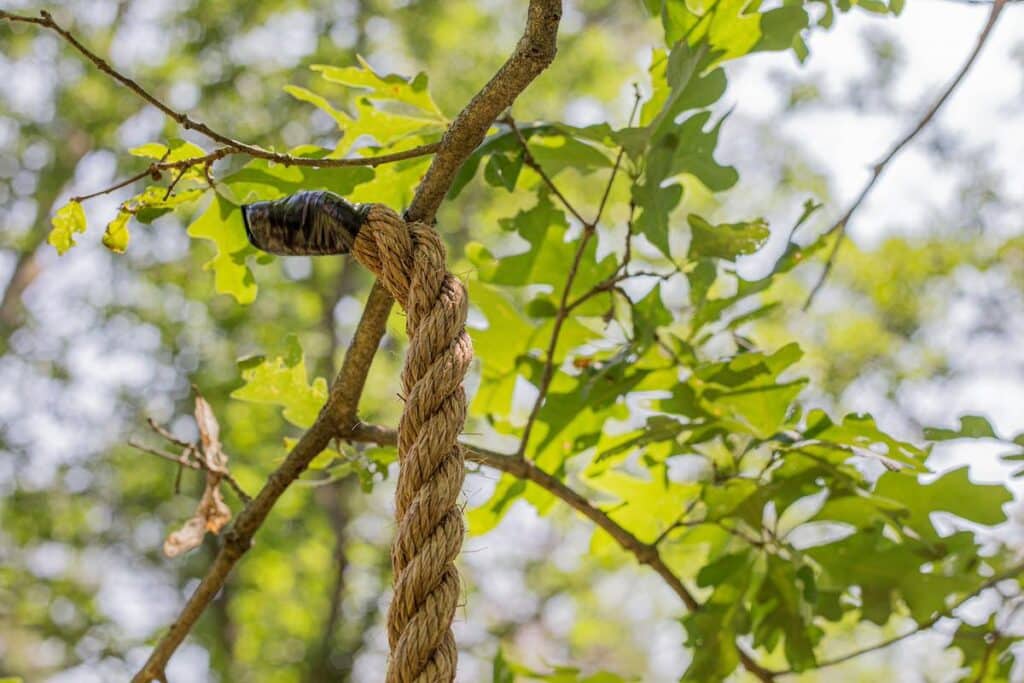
<box><xmin>243</xmin><ymin>192</ymin><xmax>470</xmax><ymax>682</ymax></box>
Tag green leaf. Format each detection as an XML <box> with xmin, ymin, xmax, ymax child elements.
<box><xmin>803</xmin><ymin>409</ymin><xmax>929</xmax><ymax>471</ymax></box>
<box><xmin>130</xmin><ymin>142</ymin><xmax>169</xmax><ymax>159</ymax></box>
<box><xmin>631</xmin><ymin>284</ymin><xmax>673</xmax><ymax>344</ymax></box>
<box><xmin>286</xmin><ymin>85</ymin><xmax>442</xmax><ymax>154</ymax></box>
<box><xmin>449</xmin><ymin>124</ymin><xmax>613</xmax><ymax>199</ymax></box>
<box><xmin>312</xmin><ymin>56</ymin><xmax>444</xmax><ymax>118</ymax></box>
<box><xmin>129</xmin><ymin>139</ymin><xmax>206</xmax><ymax>162</ymax></box>
<box><xmin>687</xmin><ymin>214</ymin><xmax>770</xmax><ymax>262</ymax></box>
<box><xmin>484</xmin><ymin>152</ymin><xmax>523</xmax><ymax>191</ymax></box>
<box><xmin>633</xmin><ymin>112</ymin><xmax>738</xmax><ymax>256</ymax></box>
<box><xmin>751</xmin><ymin>556</ymin><xmax>820</xmax><ymax>671</ymax></box>
<box><xmin>232</xmin><ymin>335</ymin><xmax>328</xmax><ymax>429</ymax></box>
<box><xmin>706</xmin><ymin>379</ymin><xmax>807</xmax><ymax>439</ymax></box>
<box><xmin>48</xmin><ymin>201</ymin><xmax>87</xmax><ymax>255</ymax></box>
<box><xmin>681</xmin><ymin>579</ymin><xmax>747</xmax><ymax>681</ymax></box>
<box><xmin>807</xmin><ymin>527</ymin><xmax>976</xmax><ymax>624</ymax></box>
<box><xmin>874</xmin><ymin>466</ymin><xmax>1012</xmax><ymax>539</ymax></box>
<box><xmin>219</xmin><ymin>159</ymin><xmax>374</xmax><ymax>205</ymax></box>
<box><xmin>186</xmin><ymin>194</ymin><xmax>257</xmax><ymax>304</ymax></box>
<box><xmin>924</xmin><ymin>415</ymin><xmax>1000</xmax><ymax>441</ymax></box>
<box><xmin>467</xmin><ymin>197</ymin><xmax>617</xmax><ymax>295</ymax></box>
<box><xmin>660</xmin><ymin>0</ymin><xmax>809</xmax><ymax>66</ymax></box>
<box><xmin>101</xmin><ymin>210</ymin><xmax>131</xmax><ymax>253</ymax></box>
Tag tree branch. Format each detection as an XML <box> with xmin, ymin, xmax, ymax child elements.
<box><xmin>348</xmin><ymin>423</ymin><xmax>777</xmax><ymax>681</ymax></box>
<box><xmin>405</xmin><ymin>0</ymin><xmax>562</xmax><ymax>223</ymax></box>
<box><xmin>510</xmin><ymin>91</ymin><xmax>642</xmax><ymax>460</ymax></box>
<box><xmin>802</xmin><ymin>0</ymin><xmax>1008</xmax><ymax>309</ymax></box>
<box><xmin>65</xmin><ymin>144</ymin><xmax>440</xmax><ymax>206</ymax></box>
<box><xmin>127</xmin><ymin>438</ymin><xmax>251</xmax><ymax>505</ymax></box>
<box><xmin>347</xmin><ymin>423</ymin><xmax>700</xmax><ymax>610</ymax></box>
<box><xmin>128</xmin><ymin>3</ymin><xmax>564</xmax><ymax>679</ymax></box>
<box><xmin>0</xmin><ymin>11</ymin><xmax>440</xmax><ymax>176</ymax></box>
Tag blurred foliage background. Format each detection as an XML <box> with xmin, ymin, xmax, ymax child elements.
<box><xmin>1</xmin><ymin>0</ymin><xmax>1023</xmax><ymax>681</ymax></box>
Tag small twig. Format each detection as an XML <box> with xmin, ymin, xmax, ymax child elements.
<box><xmin>591</xmin><ymin>85</ymin><xmax>643</xmax><ymax>228</ymax></box>
<box><xmin>0</xmin><ymin>11</ymin><xmax>440</xmax><ymax>173</ymax></box>
<box><xmin>128</xmin><ymin>438</ymin><xmax>251</xmax><ymax>504</ymax></box>
<box><xmin>162</xmin><ymin>166</ymin><xmax>191</xmax><ymax>201</ymax></box>
<box><xmin>504</xmin><ymin>115</ymin><xmax>589</xmax><ymax>225</ymax></box>
<box><xmin>146</xmin><ymin>417</ymin><xmax>193</xmax><ymax>449</ymax></box>
<box><xmin>70</xmin><ymin>169</ymin><xmax>155</xmax><ymax>203</ymax></box>
<box><xmin>802</xmin><ymin>0</ymin><xmax>1008</xmax><ymax>309</ymax></box>
<box><xmin>566</xmin><ymin>267</ymin><xmax>678</xmax><ymax>314</ymax></box>
<box><xmin>516</xmin><ymin>223</ymin><xmax>594</xmax><ymax>458</ymax></box>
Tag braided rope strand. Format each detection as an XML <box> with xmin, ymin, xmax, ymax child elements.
<box><xmin>353</xmin><ymin>207</ymin><xmax>470</xmax><ymax>683</ymax></box>
<box><xmin>243</xmin><ymin>193</ymin><xmax>470</xmax><ymax>681</ymax></box>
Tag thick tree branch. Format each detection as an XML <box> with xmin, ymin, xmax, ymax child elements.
<box><xmin>406</xmin><ymin>0</ymin><xmax>562</xmax><ymax>223</ymax></box>
<box><xmin>348</xmin><ymin>424</ymin><xmax>777</xmax><ymax>681</ymax></box>
<box><xmin>0</xmin><ymin>11</ymin><xmax>440</xmax><ymax>176</ymax></box>
<box><xmin>347</xmin><ymin>423</ymin><xmax>700</xmax><ymax>611</ymax></box>
<box><xmin>327</xmin><ymin>0</ymin><xmax>565</xmax><ymax>430</ymax></box>
<box><xmin>802</xmin><ymin>0</ymin><xmax>1007</xmax><ymax>309</ymax></box>
<box><xmin>129</xmin><ymin>3</ymin><xmax>563</xmax><ymax>680</ymax></box>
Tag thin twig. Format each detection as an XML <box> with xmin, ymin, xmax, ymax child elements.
<box><xmin>802</xmin><ymin>0</ymin><xmax>1008</xmax><ymax>309</ymax></box>
<box><xmin>591</xmin><ymin>85</ymin><xmax>643</xmax><ymax>228</ymax></box>
<box><xmin>71</xmin><ymin>168</ymin><xmax>156</xmax><ymax>203</ymax></box>
<box><xmin>128</xmin><ymin>438</ymin><xmax>252</xmax><ymax>504</ymax></box>
<box><xmin>504</xmin><ymin>115</ymin><xmax>589</xmax><ymax>225</ymax></box>
<box><xmin>146</xmin><ymin>417</ymin><xmax>193</xmax><ymax>449</ymax></box>
<box><xmin>516</xmin><ymin>225</ymin><xmax>594</xmax><ymax>458</ymax></box>
<box><xmin>0</xmin><ymin>11</ymin><xmax>440</xmax><ymax>173</ymax></box>
<box><xmin>512</xmin><ymin>93</ymin><xmax>651</xmax><ymax>460</ymax></box>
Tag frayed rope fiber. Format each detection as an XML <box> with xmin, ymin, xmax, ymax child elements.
<box><xmin>244</xmin><ymin>191</ymin><xmax>471</xmax><ymax>682</ymax></box>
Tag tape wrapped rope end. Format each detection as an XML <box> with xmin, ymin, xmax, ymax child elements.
<box><xmin>242</xmin><ymin>190</ymin><xmax>370</xmax><ymax>256</ymax></box>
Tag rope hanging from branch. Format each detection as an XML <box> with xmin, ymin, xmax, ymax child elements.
<box><xmin>243</xmin><ymin>191</ymin><xmax>471</xmax><ymax>682</ymax></box>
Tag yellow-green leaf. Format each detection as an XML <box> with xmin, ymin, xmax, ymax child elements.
<box><xmin>312</xmin><ymin>56</ymin><xmax>444</xmax><ymax>118</ymax></box>
<box><xmin>187</xmin><ymin>194</ymin><xmax>256</xmax><ymax>304</ymax></box>
<box><xmin>48</xmin><ymin>201</ymin><xmax>87</xmax><ymax>255</ymax></box>
<box><xmin>231</xmin><ymin>335</ymin><xmax>327</xmax><ymax>429</ymax></box>
<box><xmin>101</xmin><ymin>210</ymin><xmax>131</xmax><ymax>253</ymax></box>
<box><xmin>130</xmin><ymin>142</ymin><xmax>169</xmax><ymax>159</ymax></box>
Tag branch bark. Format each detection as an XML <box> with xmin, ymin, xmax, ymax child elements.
<box><xmin>348</xmin><ymin>423</ymin><xmax>699</xmax><ymax>612</ymax></box>
<box><xmin>130</xmin><ymin>2</ymin><xmax>563</xmax><ymax>679</ymax></box>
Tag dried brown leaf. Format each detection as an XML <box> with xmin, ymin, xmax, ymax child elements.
<box><xmin>163</xmin><ymin>393</ymin><xmax>233</xmax><ymax>558</ymax></box>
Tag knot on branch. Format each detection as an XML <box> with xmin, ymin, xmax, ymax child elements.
<box><xmin>243</xmin><ymin>191</ymin><xmax>471</xmax><ymax>683</ymax></box>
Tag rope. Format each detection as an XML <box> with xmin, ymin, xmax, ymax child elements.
<box><xmin>243</xmin><ymin>192</ymin><xmax>470</xmax><ymax>682</ymax></box>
